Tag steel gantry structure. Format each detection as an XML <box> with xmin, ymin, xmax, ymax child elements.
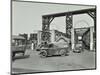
<box><xmin>41</xmin><ymin>8</ymin><xmax>96</xmax><ymax>50</ymax></box>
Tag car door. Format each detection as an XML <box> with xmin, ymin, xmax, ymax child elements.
<box><xmin>47</xmin><ymin>44</ymin><xmax>56</xmax><ymax>55</ymax></box>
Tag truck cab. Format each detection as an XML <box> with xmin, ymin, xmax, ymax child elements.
<box><xmin>11</xmin><ymin>35</ymin><xmax>26</xmax><ymax>57</ymax></box>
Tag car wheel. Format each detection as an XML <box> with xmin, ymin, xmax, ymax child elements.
<box><xmin>60</xmin><ymin>49</ymin><xmax>66</xmax><ymax>56</ymax></box>
<box><xmin>39</xmin><ymin>50</ymin><xmax>47</xmax><ymax>58</ymax></box>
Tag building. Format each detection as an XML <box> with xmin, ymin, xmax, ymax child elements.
<box><xmin>12</xmin><ymin>35</ymin><xmax>25</xmax><ymax>45</ymax></box>
<box><xmin>37</xmin><ymin>30</ymin><xmax>70</xmax><ymax>45</ymax></box>
<box><xmin>29</xmin><ymin>33</ymin><xmax>37</xmax><ymax>41</ymax></box>
<box><xmin>19</xmin><ymin>33</ymin><xmax>28</xmax><ymax>40</ymax></box>
<box><xmin>29</xmin><ymin>33</ymin><xmax>38</xmax><ymax>50</ymax></box>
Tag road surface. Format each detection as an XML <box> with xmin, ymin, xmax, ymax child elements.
<box><xmin>12</xmin><ymin>49</ymin><xmax>96</xmax><ymax>74</ymax></box>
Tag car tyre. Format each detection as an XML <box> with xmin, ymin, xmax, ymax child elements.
<box><xmin>60</xmin><ymin>49</ymin><xmax>66</xmax><ymax>56</ymax></box>
<box><xmin>39</xmin><ymin>50</ymin><xmax>47</xmax><ymax>58</ymax></box>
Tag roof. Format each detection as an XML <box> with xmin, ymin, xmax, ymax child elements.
<box><xmin>56</xmin><ymin>36</ymin><xmax>70</xmax><ymax>43</ymax></box>
<box><xmin>75</xmin><ymin>28</ymin><xmax>89</xmax><ymax>36</ymax></box>
<box><xmin>12</xmin><ymin>35</ymin><xmax>25</xmax><ymax>40</ymax></box>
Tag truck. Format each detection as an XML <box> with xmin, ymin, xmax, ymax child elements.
<box><xmin>11</xmin><ymin>35</ymin><xmax>27</xmax><ymax>58</ymax></box>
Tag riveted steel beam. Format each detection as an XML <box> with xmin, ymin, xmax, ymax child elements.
<box><xmin>43</xmin><ymin>8</ymin><xmax>95</xmax><ymax>18</ymax></box>
<box><xmin>66</xmin><ymin>14</ymin><xmax>73</xmax><ymax>38</ymax></box>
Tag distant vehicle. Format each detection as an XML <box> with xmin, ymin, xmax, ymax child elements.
<box><xmin>73</xmin><ymin>41</ymin><xmax>83</xmax><ymax>53</ymax></box>
<box><xmin>11</xmin><ymin>35</ymin><xmax>26</xmax><ymax>58</ymax></box>
<box><xmin>36</xmin><ymin>42</ymin><xmax>69</xmax><ymax>57</ymax></box>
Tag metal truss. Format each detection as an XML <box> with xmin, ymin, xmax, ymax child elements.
<box><xmin>41</xmin><ymin>8</ymin><xmax>96</xmax><ymax>43</ymax></box>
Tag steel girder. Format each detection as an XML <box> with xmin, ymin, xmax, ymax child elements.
<box><xmin>42</xmin><ymin>8</ymin><xmax>96</xmax><ymax>43</ymax></box>
<box><xmin>66</xmin><ymin>14</ymin><xmax>73</xmax><ymax>38</ymax></box>
<box><xmin>42</xmin><ymin>17</ymin><xmax>55</xmax><ymax>42</ymax></box>
<box><xmin>43</xmin><ymin>8</ymin><xmax>95</xmax><ymax>18</ymax></box>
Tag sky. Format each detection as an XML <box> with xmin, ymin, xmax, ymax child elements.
<box><xmin>12</xmin><ymin>1</ymin><xmax>95</xmax><ymax>35</ymax></box>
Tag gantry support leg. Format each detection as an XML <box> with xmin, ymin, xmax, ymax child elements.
<box><xmin>90</xmin><ymin>27</ymin><xmax>94</xmax><ymax>51</ymax></box>
<box><xmin>71</xmin><ymin>28</ymin><xmax>75</xmax><ymax>50</ymax></box>
<box><xmin>66</xmin><ymin>14</ymin><xmax>72</xmax><ymax>38</ymax></box>
<box><xmin>66</xmin><ymin>14</ymin><xmax>74</xmax><ymax>50</ymax></box>
<box><xmin>87</xmin><ymin>9</ymin><xmax>96</xmax><ymax>51</ymax></box>
<box><xmin>42</xmin><ymin>16</ymin><xmax>55</xmax><ymax>43</ymax></box>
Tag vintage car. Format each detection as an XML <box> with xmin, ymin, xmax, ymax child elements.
<box><xmin>36</xmin><ymin>42</ymin><xmax>69</xmax><ymax>57</ymax></box>
<box><xmin>73</xmin><ymin>41</ymin><xmax>83</xmax><ymax>53</ymax></box>
<box><xmin>11</xmin><ymin>35</ymin><xmax>26</xmax><ymax>57</ymax></box>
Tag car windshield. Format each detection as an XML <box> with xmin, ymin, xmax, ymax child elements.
<box><xmin>12</xmin><ymin>39</ymin><xmax>25</xmax><ymax>46</ymax></box>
